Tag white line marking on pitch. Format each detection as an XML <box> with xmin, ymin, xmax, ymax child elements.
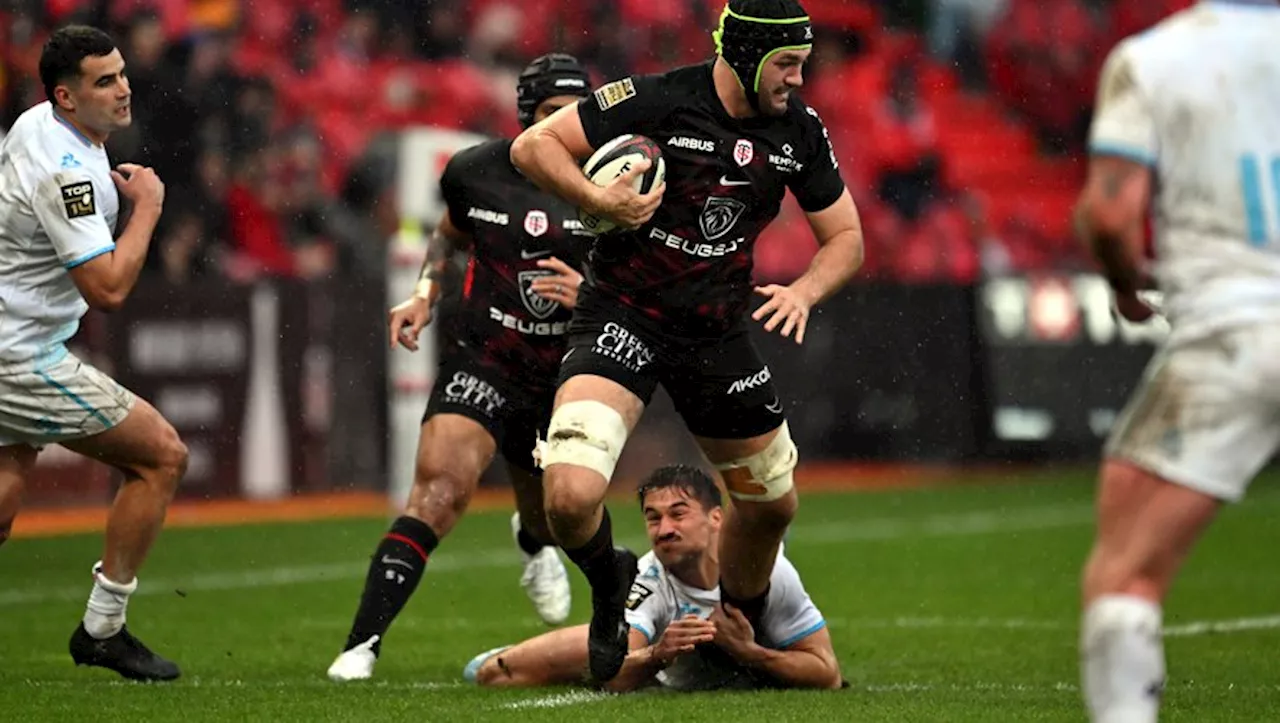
<box><xmin>500</xmin><ymin>690</ymin><xmax>611</xmax><ymax>710</ymax></box>
<box><xmin>1164</xmin><ymin>614</ymin><xmax>1280</xmax><ymax>637</ymax></box>
<box><xmin>0</xmin><ymin>505</ymin><xmax>1094</xmax><ymax>607</ymax></box>
<box><xmin>832</xmin><ymin>614</ymin><xmax>1280</xmax><ymax>638</ymax></box>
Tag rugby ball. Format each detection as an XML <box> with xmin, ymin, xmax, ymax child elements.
<box><xmin>578</xmin><ymin>134</ymin><xmax>666</xmax><ymax>235</ymax></box>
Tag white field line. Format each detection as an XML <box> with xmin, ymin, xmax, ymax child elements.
<box><xmin>832</xmin><ymin>614</ymin><xmax>1280</xmax><ymax>638</ymax></box>
<box><xmin>499</xmin><ymin>690</ymin><xmax>612</xmax><ymax>710</ymax></box>
<box><xmin>1164</xmin><ymin>614</ymin><xmax>1280</xmax><ymax>637</ymax></box>
<box><xmin>0</xmin><ymin>504</ymin><xmax>1093</xmax><ymax>608</ymax></box>
<box><xmin>828</xmin><ymin>617</ymin><xmax>1067</xmax><ymax>631</ymax></box>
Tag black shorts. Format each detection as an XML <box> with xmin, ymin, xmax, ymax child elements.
<box><xmin>559</xmin><ymin>293</ymin><xmax>785</xmax><ymax>439</ymax></box>
<box><xmin>423</xmin><ymin>343</ymin><xmax>554</xmax><ymax>473</ymax></box>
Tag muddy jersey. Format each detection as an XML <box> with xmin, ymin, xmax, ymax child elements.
<box><xmin>439</xmin><ymin>138</ymin><xmax>591</xmax><ymax>383</ymax></box>
<box><xmin>577</xmin><ymin>61</ymin><xmax>846</xmax><ymax>338</ymax></box>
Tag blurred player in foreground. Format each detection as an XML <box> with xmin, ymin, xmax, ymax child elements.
<box><xmin>510</xmin><ymin>0</ymin><xmax>863</xmax><ymax>682</ymax></box>
<box><xmin>463</xmin><ymin>465</ymin><xmax>841</xmax><ymax>691</ymax></box>
<box><xmin>327</xmin><ymin>54</ymin><xmax>594</xmax><ymax>682</ymax></box>
<box><xmin>0</xmin><ymin>26</ymin><xmax>186</xmax><ymax>681</ymax></box>
<box><xmin>1073</xmin><ymin>2</ymin><xmax>1280</xmax><ymax>721</ymax></box>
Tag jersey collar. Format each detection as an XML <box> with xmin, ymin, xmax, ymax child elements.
<box><xmin>50</xmin><ymin>106</ymin><xmax>100</xmax><ymax>149</ymax></box>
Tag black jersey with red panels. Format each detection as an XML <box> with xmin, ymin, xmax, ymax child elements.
<box><xmin>439</xmin><ymin>138</ymin><xmax>590</xmax><ymax>382</ymax></box>
<box><xmin>577</xmin><ymin>60</ymin><xmax>846</xmax><ymax>339</ymax></box>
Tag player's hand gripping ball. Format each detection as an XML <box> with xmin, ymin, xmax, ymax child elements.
<box><xmin>578</xmin><ymin>134</ymin><xmax>666</xmax><ymax>234</ymax></box>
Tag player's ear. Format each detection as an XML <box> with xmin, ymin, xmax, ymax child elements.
<box><xmin>708</xmin><ymin>506</ymin><xmax>724</xmax><ymax>529</ymax></box>
<box><xmin>53</xmin><ymin>84</ymin><xmax>75</xmax><ymax>112</ymax></box>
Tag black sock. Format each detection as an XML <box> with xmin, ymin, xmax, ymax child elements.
<box><xmin>516</xmin><ymin>527</ymin><xmax>546</xmax><ymax>556</ymax></box>
<box><xmin>344</xmin><ymin>516</ymin><xmax>440</xmax><ymax>653</ymax></box>
<box><xmin>721</xmin><ymin>583</ymin><xmax>771</xmax><ymax>629</ymax></box>
<box><xmin>562</xmin><ymin>507</ymin><xmax>619</xmax><ymax>594</ymax></box>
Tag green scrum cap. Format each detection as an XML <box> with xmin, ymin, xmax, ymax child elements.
<box><xmin>712</xmin><ymin>0</ymin><xmax>813</xmax><ymax>111</ymax></box>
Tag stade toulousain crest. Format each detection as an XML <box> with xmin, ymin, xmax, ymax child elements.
<box><xmin>524</xmin><ymin>209</ymin><xmax>548</xmax><ymax>237</ymax></box>
<box><xmin>518</xmin><ymin>270</ymin><xmax>559</xmax><ymax>319</ymax></box>
<box><xmin>733</xmin><ymin>139</ymin><xmax>754</xmax><ymax>167</ymax></box>
<box><xmin>700</xmin><ymin>196</ymin><xmax>747</xmax><ymax>241</ymax></box>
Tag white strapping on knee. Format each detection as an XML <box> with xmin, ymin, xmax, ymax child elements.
<box><xmin>535</xmin><ymin>400</ymin><xmax>629</xmax><ymax>481</ymax></box>
<box><xmin>1082</xmin><ymin>595</ymin><xmax>1165</xmax><ymax>723</ymax></box>
<box><xmin>714</xmin><ymin>422</ymin><xmax>799</xmax><ymax>502</ymax></box>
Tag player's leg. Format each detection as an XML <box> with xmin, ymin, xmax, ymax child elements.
<box><xmin>504</xmin><ymin>395</ymin><xmax>571</xmax><ymax>624</ymax></box>
<box><xmin>0</xmin><ymin>444</ymin><xmax>37</xmax><ymax>547</ymax></box>
<box><xmin>670</xmin><ymin>327</ymin><xmax>795</xmax><ymax>626</ymax></box>
<box><xmin>542</xmin><ymin>305</ymin><xmax>662</xmax><ymax>682</ymax></box>
<box><xmin>1080</xmin><ymin>330</ymin><xmax>1280</xmax><ymax>723</ymax></box>
<box><xmin>698</xmin><ymin>428</ymin><xmax>797</xmax><ymax>613</ymax></box>
<box><xmin>62</xmin><ymin>399</ymin><xmax>188</xmax><ymax>586</ymax></box>
<box><xmin>465</xmin><ymin>624</ymin><xmax>591</xmax><ymax>687</ymax></box>
<box><xmin>329</xmin><ymin>412</ymin><xmax>497</xmax><ymax>681</ymax></box>
<box><xmin>539</xmin><ymin>374</ymin><xmax>646</xmax><ymax>682</ymax></box>
<box><xmin>32</xmin><ymin>354</ymin><xmax>188</xmax><ymax>682</ymax></box>
<box><xmin>507</xmin><ymin>460</ymin><xmax>571</xmax><ymax>626</ymax></box>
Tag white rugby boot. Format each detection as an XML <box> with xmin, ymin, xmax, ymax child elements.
<box><xmin>512</xmin><ymin>512</ymin><xmax>572</xmax><ymax>625</ymax></box>
<box><xmin>327</xmin><ymin>635</ymin><xmax>379</xmax><ymax>682</ymax></box>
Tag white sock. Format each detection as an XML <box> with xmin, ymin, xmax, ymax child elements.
<box><xmin>83</xmin><ymin>561</ymin><xmax>138</xmax><ymax>640</ymax></box>
<box><xmin>1081</xmin><ymin>594</ymin><xmax>1165</xmax><ymax>723</ymax></box>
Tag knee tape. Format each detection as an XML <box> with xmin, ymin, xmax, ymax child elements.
<box><xmin>535</xmin><ymin>400</ymin><xmax>629</xmax><ymax>481</ymax></box>
<box><xmin>715</xmin><ymin>422</ymin><xmax>798</xmax><ymax>502</ymax></box>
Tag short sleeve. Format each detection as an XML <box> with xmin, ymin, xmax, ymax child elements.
<box><xmin>32</xmin><ymin>170</ymin><xmax>115</xmax><ymax>268</ymax></box>
<box><xmin>624</xmin><ymin>575</ymin><xmax>673</xmax><ymax>643</ymax></box>
<box><xmin>438</xmin><ymin>147</ymin><xmax>475</xmax><ymax>236</ymax></box>
<box><xmin>1088</xmin><ymin>41</ymin><xmax>1158</xmax><ymax>166</ymax></box>
<box><xmin>577</xmin><ymin>74</ymin><xmax>673</xmax><ymax>150</ymax></box>
<box><xmin>761</xmin><ymin>555</ymin><xmax>826</xmax><ymax>649</ymax></box>
<box><xmin>787</xmin><ymin>105</ymin><xmax>846</xmax><ymax>213</ymax></box>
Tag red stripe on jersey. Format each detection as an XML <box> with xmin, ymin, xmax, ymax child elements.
<box><xmin>462</xmin><ymin>256</ymin><xmax>476</xmax><ymax>299</ymax></box>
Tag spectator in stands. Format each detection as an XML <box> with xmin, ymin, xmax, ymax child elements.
<box><xmin>870</xmin><ymin>56</ymin><xmax>943</xmax><ymax>221</ymax></box>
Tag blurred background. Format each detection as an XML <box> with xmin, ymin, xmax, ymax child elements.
<box><xmin>2</xmin><ymin>0</ymin><xmax>1189</xmax><ymax>510</ymax></box>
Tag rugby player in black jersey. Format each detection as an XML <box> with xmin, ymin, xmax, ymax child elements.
<box><xmin>510</xmin><ymin>0</ymin><xmax>864</xmax><ymax>684</ymax></box>
<box><xmin>327</xmin><ymin>54</ymin><xmax>597</xmax><ymax>682</ymax></box>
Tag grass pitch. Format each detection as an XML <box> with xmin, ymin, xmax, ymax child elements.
<box><xmin>3</xmin><ymin>470</ymin><xmax>1279</xmax><ymax>722</ymax></box>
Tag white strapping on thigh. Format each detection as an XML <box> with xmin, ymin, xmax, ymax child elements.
<box><xmin>714</xmin><ymin>421</ymin><xmax>798</xmax><ymax>502</ymax></box>
<box><xmin>535</xmin><ymin>400</ymin><xmax>629</xmax><ymax>481</ymax></box>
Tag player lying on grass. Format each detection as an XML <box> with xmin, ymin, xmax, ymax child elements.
<box><xmin>462</xmin><ymin>464</ymin><xmax>842</xmax><ymax>691</ymax></box>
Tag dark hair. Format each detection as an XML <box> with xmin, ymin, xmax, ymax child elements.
<box><xmin>39</xmin><ymin>25</ymin><xmax>117</xmax><ymax>104</ymax></box>
<box><xmin>636</xmin><ymin>465</ymin><xmax>723</xmax><ymax>511</ymax></box>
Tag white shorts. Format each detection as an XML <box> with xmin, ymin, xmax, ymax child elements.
<box><xmin>1104</xmin><ymin>324</ymin><xmax>1280</xmax><ymax>502</ymax></box>
<box><xmin>0</xmin><ymin>350</ymin><xmax>136</xmax><ymax>448</ymax></box>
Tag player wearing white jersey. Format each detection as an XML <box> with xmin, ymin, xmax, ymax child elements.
<box><xmin>1073</xmin><ymin>2</ymin><xmax>1280</xmax><ymax>721</ymax></box>
<box><xmin>0</xmin><ymin>26</ymin><xmax>187</xmax><ymax>681</ymax></box>
<box><xmin>463</xmin><ymin>465</ymin><xmax>841</xmax><ymax>691</ymax></box>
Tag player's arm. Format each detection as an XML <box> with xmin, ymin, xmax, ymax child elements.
<box><xmin>510</xmin><ymin>102</ymin><xmax>600</xmax><ymax>210</ymax></box>
<box><xmin>38</xmin><ymin>164</ymin><xmax>163</xmax><ymax>312</ymax></box>
<box><xmin>511</xmin><ymin>77</ymin><xmax>666</xmax><ymax>229</ymax></box>
<box><xmin>1075</xmin><ymin>40</ymin><xmax>1158</xmax><ymax>321</ymax></box>
<box><xmin>604</xmin><ymin>616</ymin><xmax>719</xmax><ymax>693</ymax></box>
<box><xmin>601</xmin><ymin>629</ymin><xmax>668</xmax><ymax>693</ymax></box>
<box><xmin>790</xmin><ymin>190</ymin><xmax>864</xmax><ymax>305</ymax></box>
<box><xmin>757</xmin><ymin>112</ymin><xmax>863</xmax><ymax>344</ymax></box>
<box><xmin>415</xmin><ymin>209</ymin><xmax>470</xmax><ymax>307</ymax></box>
<box><xmin>752</xmin><ymin>106</ymin><xmax>865</xmax><ymax>342</ymax></box>
<box><xmin>741</xmin><ymin>624</ymin><xmax>841</xmax><ymax>690</ymax></box>
<box><xmin>389</xmin><ymin>210</ymin><xmax>469</xmax><ymax>351</ymax></box>
<box><xmin>713</xmin><ymin>604</ymin><xmax>841</xmax><ymax>690</ymax></box>
<box><xmin>1075</xmin><ymin>157</ymin><xmax>1152</xmax><ymax>300</ymax></box>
